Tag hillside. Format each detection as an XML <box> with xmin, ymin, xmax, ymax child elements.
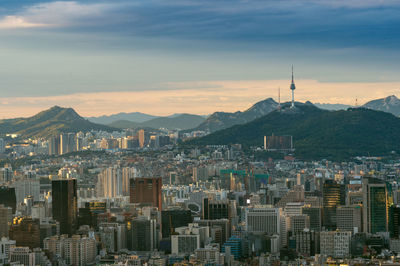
<box><xmin>363</xmin><ymin>95</ymin><xmax>400</xmax><ymax>116</ymax></box>
<box><xmin>109</xmin><ymin>114</ymin><xmax>205</xmax><ymax>130</ymax></box>
<box><xmin>0</xmin><ymin>106</ymin><xmax>116</xmax><ymax>138</ymax></box>
<box><xmin>187</xmin><ymin>104</ymin><xmax>400</xmax><ymax>160</ymax></box>
<box><xmin>193</xmin><ymin>98</ymin><xmax>278</xmax><ymax>133</ymax></box>
<box><xmin>87</xmin><ymin>112</ymin><xmax>158</xmax><ymax>124</ymax></box>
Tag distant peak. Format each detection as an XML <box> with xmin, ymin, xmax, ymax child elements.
<box><xmin>385</xmin><ymin>95</ymin><xmax>398</xmax><ymax>100</ymax></box>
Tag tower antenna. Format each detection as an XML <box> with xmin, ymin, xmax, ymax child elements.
<box><xmin>290</xmin><ymin>65</ymin><xmax>296</xmax><ymax>108</ymax></box>
<box><xmin>277</xmin><ymin>87</ymin><xmax>281</xmax><ymax>111</ymax></box>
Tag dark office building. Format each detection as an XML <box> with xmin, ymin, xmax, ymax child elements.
<box><xmin>129</xmin><ymin>177</ymin><xmax>162</xmax><ymax>210</ymax></box>
<box><xmin>9</xmin><ymin>217</ymin><xmax>40</xmax><ymax>250</ymax></box>
<box><xmin>78</xmin><ymin>201</ymin><xmax>107</xmax><ymax>229</ymax></box>
<box><xmin>127</xmin><ymin>217</ymin><xmax>157</xmax><ymax>251</ymax></box>
<box><xmin>389</xmin><ymin>205</ymin><xmax>400</xmax><ymax>238</ymax></box>
<box><xmin>161</xmin><ymin>208</ymin><xmax>192</xmax><ymax>238</ymax></box>
<box><xmin>302</xmin><ymin>206</ymin><xmax>322</xmax><ymax>232</ymax></box>
<box><xmin>0</xmin><ymin>186</ymin><xmax>16</xmax><ymax>213</ymax></box>
<box><xmin>203</xmin><ymin>198</ymin><xmax>231</xmax><ymax>220</ymax></box>
<box><xmin>322</xmin><ymin>180</ymin><xmax>345</xmax><ymax>230</ymax></box>
<box><xmin>52</xmin><ymin>179</ymin><xmax>78</xmax><ymax>235</ymax></box>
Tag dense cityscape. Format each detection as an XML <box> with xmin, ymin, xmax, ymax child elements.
<box><xmin>1</xmin><ymin>0</ymin><xmax>400</xmax><ymax>265</ymax></box>
<box><xmin>1</xmin><ymin>76</ymin><xmax>400</xmax><ymax>265</ymax></box>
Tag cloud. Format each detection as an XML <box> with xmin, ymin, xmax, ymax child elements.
<box><xmin>0</xmin><ymin>15</ymin><xmax>46</xmax><ymax>28</ymax></box>
<box><xmin>0</xmin><ymin>79</ymin><xmax>399</xmax><ymax>118</ymax></box>
<box><xmin>0</xmin><ymin>1</ymin><xmax>117</xmax><ymax>29</ymax></box>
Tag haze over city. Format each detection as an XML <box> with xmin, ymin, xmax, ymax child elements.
<box><xmin>0</xmin><ymin>0</ymin><xmax>399</xmax><ymax>117</ymax></box>
<box><xmin>2</xmin><ymin>2</ymin><xmax>400</xmax><ymax>266</ymax></box>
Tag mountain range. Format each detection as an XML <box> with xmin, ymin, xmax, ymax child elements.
<box><xmin>87</xmin><ymin>112</ymin><xmax>158</xmax><ymax>124</ymax></box>
<box><xmin>187</xmin><ymin>102</ymin><xmax>400</xmax><ymax>160</ymax></box>
<box><xmin>363</xmin><ymin>95</ymin><xmax>400</xmax><ymax>116</ymax></box>
<box><xmin>0</xmin><ymin>106</ymin><xmax>115</xmax><ymax>138</ymax></box>
<box><xmin>83</xmin><ymin>95</ymin><xmax>400</xmax><ymax>133</ymax></box>
<box><xmin>191</xmin><ymin>98</ymin><xmax>279</xmax><ymax>133</ymax></box>
<box><xmin>108</xmin><ymin>114</ymin><xmax>206</xmax><ymax>130</ymax></box>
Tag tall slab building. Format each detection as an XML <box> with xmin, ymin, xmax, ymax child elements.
<box><xmin>52</xmin><ymin>179</ymin><xmax>78</xmax><ymax>235</ymax></box>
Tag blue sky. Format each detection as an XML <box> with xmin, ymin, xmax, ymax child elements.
<box><xmin>0</xmin><ymin>0</ymin><xmax>399</xmax><ymax>116</ymax></box>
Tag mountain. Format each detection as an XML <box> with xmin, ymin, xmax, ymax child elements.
<box><xmin>187</xmin><ymin>103</ymin><xmax>400</xmax><ymax>160</ymax></box>
<box><xmin>363</xmin><ymin>95</ymin><xmax>400</xmax><ymax>116</ymax></box>
<box><xmin>109</xmin><ymin>114</ymin><xmax>206</xmax><ymax>130</ymax></box>
<box><xmin>193</xmin><ymin>98</ymin><xmax>279</xmax><ymax>133</ymax></box>
<box><xmin>0</xmin><ymin>106</ymin><xmax>116</xmax><ymax>138</ymax></box>
<box><xmin>313</xmin><ymin>103</ymin><xmax>353</xmax><ymax>111</ymax></box>
<box><xmin>87</xmin><ymin>112</ymin><xmax>159</xmax><ymax>124</ymax></box>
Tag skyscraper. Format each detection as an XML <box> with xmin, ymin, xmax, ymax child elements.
<box><xmin>138</xmin><ymin>129</ymin><xmax>145</xmax><ymax>148</ymax></box>
<box><xmin>9</xmin><ymin>217</ymin><xmax>40</xmax><ymax>250</ymax></box>
<box><xmin>0</xmin><ymin>204</ymin><xmax>12</xmax><ymax>238</ymax></box>
<box><xmin>96</xmin><ymin>166</ymin><xmax>123</xmax><ymax>198</ymax></box>
<box><xmin>322</xmin><ymin>179</ymin><xmax>345</xmax><ymax>230</ymax></box>
<box><xmin>128</xmin><ymin>216</ymin><xmax>157</xmax><ymax>251</ymax></box>
<box><xmin>129</xmin><ymin>177</ymin><xmax>162</xmax><ymax>210</ymax></box>
<box><xmin>52</xmin><ymin>179</ymin><xmax>78</xmax><ymax>235</ymax></box>
<box><xmin>0</xmin><ymin>186</ymin><xmax>16</xmax><ymax>213</ymax></box>
<box><xmin>362</xmin><ymin>176</ymin><xmax>389</xmax><ymax>234</ymax></box>
<box><xmin>161</xmin><ymin>208</ymin><xmax>193</xmax><ymax>238</ymax></box>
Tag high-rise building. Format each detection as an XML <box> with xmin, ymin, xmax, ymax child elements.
<box><xmin>129</xmin><ymin>177</ymin><xmax>162</xmax><ymax>210</ymax></box>
<box><xmin>138</xmin><ymin>129</ymin><xmax>145</xmax><ymax>148</ymax></box>
<box><xmin>222</xmin><ymin>236</ymin><xmax>242</xmax><ymax>260</ymax></box>
<box><xmin>59</xmin><ymin>133</ymin><xmax>68</xmax><ymax>155</ymax></box>
<box><xmin>127</xmin><ymin>217</ymin><xmax>157</xmax><ymax>251</ymax></box>
<box><xmin>52</xmin><ymin>179</ymin><xmax>78</xmax><ymax>235</ymax></box>
<box><xmin>290</xmin><ymin>215</ymin><xmax>310</xmax><ymax>234</ymax></box>
<box><xmin>12</xmin><ymin>179</ymin><xmax>40</xmax><ymax>204</ymax></box>
<box><xmin>245</xmin><ymin>205</ymin><xmax>280</xmax><ymax>234</ymax></box>
<box><xmin>196</xmin><ymin>219</ymin><xmax>231</xmax><ymax>249</ymax></box>
<box><xmin>161</xmin><ymin>208</ymin><xmax>192</xmax><ymax>238</ymax></box>
<box><xmin>9</xmin><ymin>247</ymin><xmax>35</xmax><ymax>266</ymax></box>
<box><xmin>122</xmin><ymin>167</ymin><xmax>136</xmax><ymax>196</ymax></box>
<box><xmin>0</xmin><ymin>205</ymin><xmax>12</xmax><ymax>238</ymax></box>
<box><xmin>0</xmin><ymin>186</ymin><xmax>16</xmax><ymax>214</ymax></box>
<box><xmin>175</xmin><ymin>223</ymin><xmax>209</xmax><ymax>249</ymax></box>
<box><xmin>294</xmin><ymin>229</ymin><xmax>318</xmax><ymax>257</ymax></box>
<box><xmin>203</xmin><ymin>198</ymin><xmax>236</xmax><ymax>221</ymax></box>
<box><xmin>320</xmin><ymin>230</ymin><xmax>351</xmax><ymax>258</ymax></box>
<box><xmin>0</xmin><ymin>237</ymin><xmax>16</xmax><ymax>264</ymax></box>
<box><xmin>48</xmin><ymin>135</ymin><xmax>60</xmax><ymax>155</ymax></box>
<box><xmin>9</xmin><ymin>217</ymin><xmax>40</xmax><ymax>250</ymax></box>
<box><xmin>322</xmin><ymin>180</ymin><xmax>345</xmax><ymax>230</ymax></box>
<box><xmin>389</xmin><ymin>205</ymin><xmax>400</xmax><ymax>238</ymax></box>
<box><xmin>0</xmin><ymin>167</ymin><xmax>13</xmax><ymax>184</ymax></box>
<box><xmin>99</xmin><ymin>222</ymin><xmax>127</xmax><ymax>253</ymax></box>
<box><xmin>171</xmin><ymin>234</ymin><xmax>200</xmax><ymax>255</ymax></box>
<box><xmin>336</xmin><ymin>205</ymin><xmax>362</xmax><ymax>233</ymax></box>
<box><xmin>362</xmin><ymin>176</ymin><xmax>389</xmax><ymax>234</ymax></box>
<box><xmin>0</xmin><ymin>138</ymin><xmax>5</xmax><ymax>154</ymax></box>
<box><xmin>44</xmin><ymin>234</ymin><xmax>97</xmax><ymax>266</ymax></box>
<box><xmin>97</xmin><ymin>166</ymin><xmax>123</xmax><ymax>198</ymax></box>
<box><xmin>78</xmin><ymin>201</ymin><xmax>106</xmax><ymax>229</ymax></box>
<box><xmin>302</xmin><ymin>205</ymin><xmax>321</xmax><ymax>231</ymax></box>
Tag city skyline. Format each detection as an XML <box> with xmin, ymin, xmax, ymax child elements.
<box><xmin>0</xmin><ymin>0</ymin><xmax>399</xmax><ymax>117</ymax></box>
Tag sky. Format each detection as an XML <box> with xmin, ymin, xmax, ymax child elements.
<box><xmin>0</xmin><ymin>0</ymin><xmax>399</xmax><ymax>118</ymax></box>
